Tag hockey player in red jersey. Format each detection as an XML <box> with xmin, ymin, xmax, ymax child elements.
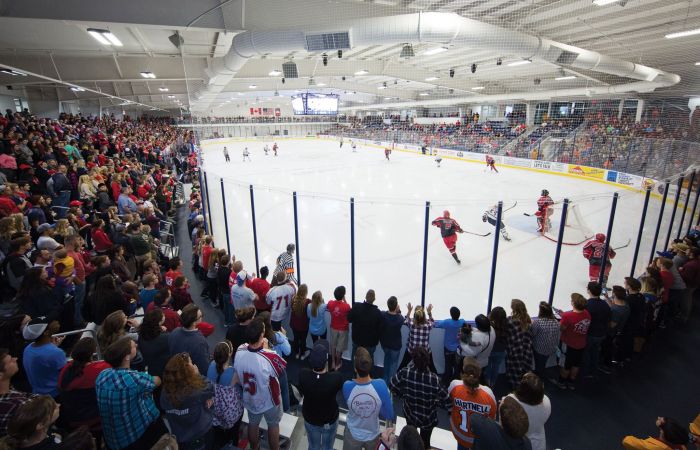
<box><xmin>583</xmin><ymin>233</ymin><xmax>616</xmax><ymax>284</ymax></box>
<box><xmin>535</xmin><ymin>189</ymin><xmax>554</xmax><ymax>233</ymax></box>
<box><xmin>432</xmin><ymin>210</ymin><xmax>464</xmax><ymax>263</ymax></box>
<box><xmin>272</xmin><ymin>142</ymin><xmax>278</xmax><ymax>156</ymax></box>
<box><xmin>486</xmin><ymin>155</ymin><xmax>498</xmax><ymax>173</ymax></box>
<box><xmin>385</xmin><ymin>147</ymin><xmax>391</xmax><ymax>161</ymax></box>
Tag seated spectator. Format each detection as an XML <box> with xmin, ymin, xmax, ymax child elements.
<box><xmin>389</xmin><ymin>347</ymin><xmax>448</xmax><ymax>449</ymax></box>
<box><xmin>225</xmin><ymin>306</ymin><xmax>256</xmax><ymax>351</ymax></box>
<box><xmin>343</xmin><ymin>347</ymin><xmax>395</xmax><ymax>450</ymax></box>
<box><xmin>448</xmin><ymin>357</ymin><xmax>497</xmax><ymax>449</ymax></box>
<box><xmin>87</xmin><ymin>275</ymin><xmax>128</xmax><ymax>326</ymax></box>
<box><xmin>530</xmin><ymin>303</ymin><xmax>560</xmax><ymax>379</ymax></box>
<box><xmin>298</xmin><ymin>339</ymin><xmax>344</xmax><ymax>450</ymax></box>
<box><xmin>507</xmin><ymin>373</ymin><xmax>551</xmax><ymax>450</ymax></box>
<box><xmin>3</xmin><ymin>395</ymin><xmax>61</xmax><ymax>450</ymax></box>
<box><xmin>57</xmin><ymin>337</ymin><xmax>109</xmax><ymax>434</ymax></box>
<box><xmin>138</xmin><ymin>274</ymin><xmax>158</xmax><ymax>310</ymax></box>
<box><xmin>146</xmin><ymin>288</ymin><xmax>181</xmax><ymax>331</ymax></box>
<box><xmin>96</xmin><ymin>337</ymin><xmax>167</xmax><ymax>450</ymax></box>
<box><xmin>109</xmin><ymin>245</ymin><xmax>132</xmax><ymax>283</ymax></box>
<box><xmin>16</xmin><ymin>267</ymin><xmax>62</xmax><ymax>324</ymax></box>
<box><xmin>471</xmin><ymin>396</ymin><xmax>532</xmax><ymax>450</ymax></box>
<box><xmin>0</xmin><ymin>348</ymin><xmax>34</xmax><ymax>438</ymax></box>
<box><xmin>98</xmin><ymin>310</ymin><xmax>139</xmax><ymax>354</ymax></box>
<box><xmin>622</xmin><ymin>417</ymin><xmax>688</xmax><ymax>450</ymax></box>
<box><xmin>163</xmin><ymin>257</ymin><xmax>183</xmax><ymax>290</ymax></box>
<box><xmin>137</xmin><ymin>309</ymin><xmax>170</xmax><ymax>379</ymax></box>
<box><xmin>206</xmin><ymin>341</ymin><xmax>243</xmax><ymax>449</ymax></box>
<box><xmin>160</xmin><ymin>353</ymin><xmax>215</xmax><ymax>449</ymax></box>
<box><xmin>168</xmin><ymin>304</ymin><xmax>210</xmax><ymax>375</ymax></box>
<box><xmin>90</xmin><ymin>219</ymin><xmax>112</xmax><ymax>255</ymax></box>
<box><xmin>171</xmin><ymin>276</ymin><xmax>194</xmax><ymax>311</ymax></box>
<box><xmin>21</xmin><ymin>319</ymin><xmax>66</xmax><ymax>398</ymax></box>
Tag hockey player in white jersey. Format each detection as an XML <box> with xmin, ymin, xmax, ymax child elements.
<box><xmin>482</xmin><ymin>204</ymin><xmax>511</xmax><ymax>241</ymax></box>
<box><xmin>264</xmin><ymin>144</ymin><xmax>270</xmax><ymax>155</ymax></box>
<box><xmin>223</xmin><ymin>146</ymin><xmax>230</xmax><ymax>162</ymax></box>
<box><xmin>351</xmin><ymin>141</ymin><xmax>357</xmax><ymax>152</ymax></box>
<box><xmin>243</xmin><ymin>147</ymin><xmax>251</xmax><ymax>162</ymax></box>
<box><xmin>435</xmin><ymin>152</ymin><xmax>442</xmax><ymax>168</ymax></box>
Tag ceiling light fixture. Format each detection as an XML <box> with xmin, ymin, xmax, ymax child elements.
<box><xmin>665</xmin><ymin>28</ymin><xmax>700</xmax><ymax>39</ymax></box>
<box><xmin>0</xmin><ymin>69</ymin><xmax>27</xmax><ymax>76</ymax></box>
<box><xmin>508</xmin><ymin>59</ymin><xmax>532</xmax><ymax>66</ymax></box>
<box><xmin>140</xmin><ymin>71</ymin><xmax>156</xmax><ymax>78</ymax></box>
<box><xmin>70</xmin><ymin>87</ymin><xmax>85</xmax><ymax>92</ymax></box>
<box><xmin>555</xmin><ymin>75</ymin><xmax>577</xmax><ymax>81</ymax></box>
<box><xmin>696</xmin><ymin>62</ymin><xmax>700</xmax><ymax>66</ymax></box>
<box><xmin>168</xmin><ymin>95</ymin><xmax>175</xmax><ymax>99</ymax></box>
<box><xmin>592</xmin><ymin>0</ymin><xmax>620</xmax><ymax>5</ymax></box>
<box><xmin>419</xmin><ymin>92</ymin><xmax>430</xmax><ymax>96</ymax></box>
<box><xmin>425</xmin><ymin>76</ymin><xmax>439</xmax><ymax>81</ymax></box>
<box><xmin>423</xmin><ymin>47</ymin><xmax>448</xmax><ymax>56</ymax></box>
<box><xmin>316</xmin><ymin>82</ymin><xmax>327</xmax><ymax>86</ymax></box>
<box><xmin>471</xmin><ymin>86</ymin><xmax>485</xmax><ymax>90</ymax></box>
<box><xmin>354</xmin><ymin>70</ymin><xmax>369</xmax><ymax>75</ymax></box>
<box><xmin>248</xmin><ymin>84</ymin><xmax>257</xmax><ymax>89</ymax></box>
<box><xmin>87</xmin><ymin>28</ymin><xmax>123</xmax><ymax>47</ymax></box>
<box><xmin>158</xmin><ymin>86</ymin><xmax>169</xmax><ymax>92</ymax></box>
<box><xmin>269</xmin><ymin>70</ymin><xmax>282</xmax><ymax>76</ymax></box>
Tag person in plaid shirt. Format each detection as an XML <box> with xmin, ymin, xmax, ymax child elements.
<box><xmin>96</xmin><ymin>337</ymin><xmax>167</xmax><ymax>450</ymax></box>
<box><xmin>398</xmin><ymin>303</ymin><xmax>435</xmax><ymax>372</ymax></box>
<box><xmin>0</xmin><ymin>349</ymin><xmax>35</xmax><ymax>438</ymax></box>
<box><xmin>389</xmin><ymin>347</ymin><xmax>449</xmax><ymax>449</ymax></box>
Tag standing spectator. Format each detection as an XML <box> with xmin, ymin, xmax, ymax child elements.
<box><xmin>298</xmin><ymin>340</ymin><xmax>344</xmax><ymax>450</ymax></box>
<box><xmin>147</xmin><ymin>288</ymin><xmax>182</xmax><ymax>331</ymax></box>
<box><xmin>64</xmin><ymin>234</ymin><xmax>88</xmax><ymax>324</ymax></box>
<box><xmin>2</xmin><ymin>395</ymin><xmax>62</xmax><ymax>450</ymax></box>
<box><xmin>434</xmin><ymin>306</ymin><xmax>466</xmax><ymax>386</ymax></box>
<box><xmin>233</xmin><ymin>320</ymin><xmax>286</xmax><ymax>450</ymax></box>
<box><xmin>678</xmin><ymin>247</ymin><xmax>700</xmax><ymax>322</ymax></box>
<box><xmin>448</xmin><ymin>357</ymin><xmax>497</xmax><ymax>450</ymax></box>
<box><xmin>231</xmin><ymin>270</ymin><xmax>257</xmax><ymax>311</ymax></box>
<box><xmin>2</xmin><ymin>236</ymin><xmax>32</xmax><ymax>296</ymax></box>
<box><xmin>91</xmin><ymin>219</ymin><xmax>113</xmax><ymax>254</ymax></box>
<box><xmin>470</xmin><ymin>396</ymin><xmax>532</xmax><ymax>450</ymax></box>
<box><xmin>50</xmin><ymin>164</ymin><xmax>72</xmax><ymax>218</ymax></box>
<box><xmin>623</xmin><ymin>277</ymin><xmax>646</xmax><ymax>358</ymax></box>
<box><xmin>96</xmin><ymin>337</ymin><xmax>167</xmax><ymax>450</ymax></box>
<box><xmin>16</xmin><ymin>267</ymin><xmax>63</xmax><ymax>324</ymax></box>
<box><xmin>342</xmin><ymin>347</ymin><xmax>395</xmax><ymax>450</ymax></box>
<box><xmin>380</xmin><ymin>296</ymin><xmax>404</xmax><ymax>386</ymax></box>
<box><xmin>250</xmin><ymin>266</ymin><xmax>271</xmax><ymax>315</ymax></box>
<box><xmin>163</xmin><ymin>257</ymin><xmax>183</xmax><ymax>289</ymax></box>
<box><xmin>256</xmin><ymin>312</ymin><xmax>292</xmax><ymax>412</ymax></box>
<box><xmin>506</xmin><ymin>299</ymin><xmax>534</xmax><ymax>388</ymax></box>
<box><xmin>161</xmin><ymin>353</ymin><xmax>215</xmax><ymax>449</ymax></box>
<box><xmin>389</xmin><ymin>347</ymin><xmax>448</xmax><ymax>449</ymax></box>
<box><xmin>308</xmin><ymin>290</ymin><xmax>328</xmax><ymax>343</ymax></box>
<box><xmin>530</xmin><ymin>302</ymin><xmax>560</xmax><ymax>379</ymax></box>
<box><xmin>457</xmin><ymin>315</ymin><xmax>495</xmax><ymax>371</ymax></box>
<box><xmin>226</xmin><ymin>306</ymin><xmax>256</xmax><ymax>351</ymax></box>
<box><xmin>556</xmin><ymin>293</ymin><xmax>591</xmax><ymax>390</ymax></box>
<box><xmin>583</xmin><ymin>282</ymin><xmax>611</xmax><ymax>377</ymax></box>
<box><xmin>138</xmin><ymin>309</ymin><xmax>171</xmax><ymax>379</ymax></box>
<box><xmin>601</xmin><ymin>285</ymin><xmax>630</xmax><ymax>371</ymax></box>
<box><xmin>347</xmin><ymin>289</ymin><xmax>383</xmax><ymax>360</ymax></box>
<box><xmin>266</xmin><ymin>271</ymin><xmax>297</xmax><ymax>331</ymax></box>
<box><xmin>217</xmin><ymin>254</ymin><xmax>234</xmax><ymax>325</ymax></box>
<box><xmin>622</xmin><ymin>417</ymin><xmax>688</xmax><ymax>450</ymax></box>
<box><xmin>0</xmin><ymin>349</ymin><xmax>34</xmax><ymax>438</ymax></box>
<box><xmin>22</xmin><ymin>319</ymin><xmax>66</xmax><ymax>398</ymax></box>
<box><xmin>327</xmin><ymin>286</ymin><xmax>350</xmax><ymax>371</ymax></box>
<box><xmin>168</xmin><ymin>305</ymin><xmax>210</xmax><ymax>376</ymax></box>
<box><xmin>35</xmin><ymin>223</ymin><xmax>60</xmax><ymax>253</ymax></box>
<box><xmin>138</xmin><ymin>274</ymin><xmax>159</xmax><ymax>311</ymax></box>
<box><xmin>507</xmin><ymin>373</ymin><xmax>550</xmax><ymax>450</ymax></box>
<box><xmin>172</xmin><ymin>276</ymin><xmax>194</xmax><ymax>311</ymax></box>
<box><xmin>207</xmin><ymin>341</ymin><xmax>244</xmax><ymax>450</ymax></box>
<box><xmin>398</xmin><ymin>303</ymin><xmax>435</xmax><ymax>372</ymax></box>
<box><xmin>290</xmin><ymin>284</ymin><xmax>311</xmax><ymax>359</ymax></box>
<box><xmin>656</xmin><ymin>258</ymin><xmax>674</xmax><ymax>327</ymax></box>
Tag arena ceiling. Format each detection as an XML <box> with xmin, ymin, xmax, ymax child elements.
<box><xmin>0</xmin><ymin>0</ymin><xmax>697</xmax><ymax>114</ymax></box>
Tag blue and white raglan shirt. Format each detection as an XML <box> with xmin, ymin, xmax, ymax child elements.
<box><xmin>342</xmin><ymin>379</ymin><xmax>396</xmax><ymax>442</ymax></box>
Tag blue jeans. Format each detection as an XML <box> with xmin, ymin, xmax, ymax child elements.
<box><xmin>73</xmin><ymin>281</ymin><xmax>86</xmax><ymax>324</ymax></box>
<box><xmin>305</xmin><ymin>420</ymin><xmax>338</xmax><ymax>450</ymax></box>
<box><xmin>583</xmin><ymin>335</ymin><xmax>605</xmax><ymax>376</ymax></box>
<box><xmin>223</xmin><ymin>299</ymin><xmax>235</xmax><ymax>326</ymax></box>
<box><xmin>279</xmin><ymin>369</ymin><xmax>290</xmax><ymax>412</ymax></box>
<box><xmin>382</xmin><ymin>347</ymin><xmax>400</xmax><ymax>386</ymax></box>
<box><xmin>54</xmin><ymin>191</ymin><xmax>70</xmax><ymax>218</ymax></box>
<box><xmin>485</xmin><ymin>351</ymin><xmax>506</xmax><ymax>387</ymax></box>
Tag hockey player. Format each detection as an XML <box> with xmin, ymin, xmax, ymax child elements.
<box><xmin>486</xmin><ymin>155</ymin><xmax>498</xmax><ymax>173</ymax></box>
<box><xmin>435</xmin><ymin>152</ymin><xmax>442</xmax><ymax>168</ymax></box>
<box><xmin>482</xmin><ymin>204</ymin><xmax>511</xmax><ymax>241</ymax></box>
<box><xmin>273</xmin><ymin>243</ymin><xmax>298</xmax><ymax>284</ymax></box>
<box><xmin>273</xmin><ymin>142</ymin><xmax>278</xmax><ymax>156</ymax></box>
<box><xmin>339</xmin><ymin>137</ymin><xmax>344</xmax><ymax>148</ymax></box>
<box><xmin>242</xmin><ymin>147</ymin><xmax>251</xmax><ymax>162</ymax></box>
<box><xmin>432</xmin><ymin>210</ymin><xmax>464</xmax><ymax>263</ymax></box>
<box><xmin>384</xmin><ymin>147</ymin><xmax>391</xmax><ymax>161</ymax></box>
<box><xmin>583</xmin><ymin>233</ymin><xmax>616</xmax><ymax>285</ymax></box>
<box><xmin>223</xmin><ymin>146</ymin><xmax>230</xmax><ymax>162</ymax></box>
<box><xmin>264</xmin><ymin>144</ymin><xmax>270</xmax><ymax>155</ymax></box>
<box><xmin>536</xmin><ymin>189</ymin><xmax>554</xmax><ymax>233</ymax></box>
<box><xmin>351</xmin><ymin>141</ymin><xmax>357</xmax><ymax>152</ymax></box>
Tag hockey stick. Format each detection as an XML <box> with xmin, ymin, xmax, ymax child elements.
<box><xmin>612</xmin><ymin>238</ymin><xmax>632</xmax><ymax>250</ymax></box>
<box><xmin>523</xmin><ymin>212</ymin><xmax>534</xmax><ymax>217</ymax></box>
<box><xmin>462</xmin><ymin>230</ymin><xmax>492</xmax><ymax>237</ymax></box>
<box><xmin>503</xmin><ymin>201</ymin><xmax>518</xmax><ymax>213</ymax></box>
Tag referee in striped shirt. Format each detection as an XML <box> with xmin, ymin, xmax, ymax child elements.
<box><xmin>274</xmin><ymin>243</ymin><xmax>297</xmax><ymax>284</ymax></box>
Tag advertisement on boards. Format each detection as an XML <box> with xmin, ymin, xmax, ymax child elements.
<box><xmin>568</xmin><ymin>165</ymin><xmax>606</xmax><ymax>179</ymax></box>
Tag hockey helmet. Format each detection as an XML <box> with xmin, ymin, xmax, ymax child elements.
<box><xmin>443</xmin><ymin>210</ymin><xmax>451</xmax><ymax>218</ymax></box>
<box><xmin>595</xmin><ymin>233</ymin><xmax>606</xmax><ymax>242</ymax></box>
<box><xmin>541</xmin><ymin>189</ymin><xmax>549</xmax><ymax>196</ymax></box>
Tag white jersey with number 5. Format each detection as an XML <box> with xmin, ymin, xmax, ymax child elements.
<box><xmin>233</xmin><ymin>345</ymin><xmax>286</xmax><ymax>414</ymax></box>
<box><xmin>266</xmin><ymin>282</ymin><xmax>297</xmax><ymax>323</ymax></box>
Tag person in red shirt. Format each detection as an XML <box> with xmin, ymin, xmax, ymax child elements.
<box><xmin>164</xmin><ymin>257</ymin><xmax>184</xmax><ymax>290</ymax></box>
<box><xmin>250</xmin><ymin>266</ymin><xmax>271</xmax><ymax>314</ymax></box>
<box><xmin>327</xmin><ymin>285</ymin><xmax>351</xmax><ymax>371</ymax></box>
<box><xmin>146</xmin><ymin>288</ymin><xmax>182</xmax><ymax>331</ymax></box>
<box><xmin>171</xmin><ymin>276</ymin><xmax>194</xmax><ymax>311</ymax></box>
<box><xmin>556</xmin><ymin>293</ymin><xmax>591</xmax><ymax>389</ymax></box>
<box><xmin>91</xmin><ymin>219</ymin><xmax>113</xmax><ymax>254</ymax></box>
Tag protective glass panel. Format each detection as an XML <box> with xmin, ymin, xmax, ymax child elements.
<box><xmin>254</xmin><ymin>188</ymin><xmax>295</xmax><ymax>276</ymax></box>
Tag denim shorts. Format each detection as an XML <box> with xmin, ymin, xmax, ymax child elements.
<box><xmin>247</xmin><ymin>404</ymin><xmax>282</xmax><ymax>427</ymax></box>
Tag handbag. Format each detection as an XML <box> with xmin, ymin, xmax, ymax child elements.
<box><xmin>212</xmin><ymin>382</ymin><xmax>243</xmax><ymax>429</ymax></box>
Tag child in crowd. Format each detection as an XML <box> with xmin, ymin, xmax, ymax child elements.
<box><xmin>172</xmin><ymin>276</ymin><xmax>194</xmax><ymax>311</ymax></box>
<box><xmin>139</xmin><ymin>274</ymin><xmax>159</xmax><ymax>310</ymax></box>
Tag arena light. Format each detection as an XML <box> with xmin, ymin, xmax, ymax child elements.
<box><xmin>140</xmin><ymin>71</ymin><xmax>156</xmax><ymax>78</ymax></box>
<box><xmin>665</xmin><ymin>28</ymin><xmax>700</xmax><ymax>39</ymax></box>
<box><xmin>354</xmin><ymin>69</ymin><xmax>369</xmax><ymax>75</ymax></box>
<box><xmin>419</xmin><ymin>92</ymin><xmax>430</xmax><ymax>96</ymax></box>
<box><xmin>158</xmin><ymin>86</ymin><xmax>169</xmax><ymax>92</ymax></box>
<box><xmin>592</xmin><ymin>0</ymin><xmax>620</xmax><ymax>5</ymax></box>
<box><xmin>555</xmin><ymin>75</ymin><xmax>577</xmax><ymax>81</ymax></box>
<box><xmin>425</xmin><ymin>76</ymin><xmax>439</xmax><ymax>81</ymax></box>
<box><xmin>248</xmin><ymin>84</ymin><xmax>257</xmax><ymax>89</ymax></box>
<box><xmin>423</xmin><ymin>46</ymin><xmax>448</xmax><ymax>56</ymax></box>
<box><xmin>167</xmin><ymin>95</ymin><xmax>175</xmax><ymax>99</ymax></box>
<box><xmin>0</xmin><ymin>69</ymin><xmax>27</xmax><ymax>76</ymax></box>
<box><xmin>471</xmin><ymin>86</ymin><xmax>485</xmax><ymax>90</ymax></box>
<box><xmin>696</xmin><ymin>62</ymin><xmax>700</xmax><ymax>66</ymax></box>
<box><xmin>316</xmin><ymin>82</ymin><xmax>327</xmax><ymax>86</ymax></box>
<box><xmin>87</xmin><ymin>28</ymin><xmax>123</xmax><ymax>47</ymax></box>
<box><xmin>269</xmin><ymin>70</ymin><xmax>282</xmax><ymax>76</ymax></box>
<box><xmin>508</xmin><ymin>59</ymin><xmax>532</xmax><ymax>66</ymax></box>
<box><xmin>70</xmin><ymin>87</ymin><xmax>85</xmax><ymax>92</ymax></box>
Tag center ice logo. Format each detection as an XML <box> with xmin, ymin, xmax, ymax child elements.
<box><xmin>351</xmin><ymin>393</ymin><xmax>379</xmax><ymax>418</ymax></box>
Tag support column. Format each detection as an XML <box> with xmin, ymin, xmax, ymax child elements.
<box><xmin>618</xmin><ymin>99</ymin><xmax>624</xmax><ymax>119</ymax></box>
<box><xmin>635</xmin><ymin>99</ymin><xmax>645</xmax><ymax>123</ymax></box>
<box><xmin>526</xmin><ymin>102</ymin><xmax>536</xmax><ymax>127</ymax></box>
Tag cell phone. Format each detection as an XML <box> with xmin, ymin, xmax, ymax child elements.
<box><xmin>602</xmin><ymin>288</ymin><xmax>608</xmax><ymax>296</ymax></box>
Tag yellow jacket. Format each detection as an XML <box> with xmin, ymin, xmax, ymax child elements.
<box><xmin>622</xmin><ymin>436</ymin><xmax>686</xmax><ymax>450</ymax></box>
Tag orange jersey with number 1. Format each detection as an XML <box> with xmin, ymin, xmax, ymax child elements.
<box><xmin>448</xmin><ymin>381</ymin><xmax>497</xmax><ymax>448</ymax></box>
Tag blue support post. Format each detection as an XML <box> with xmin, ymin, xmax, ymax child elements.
<box><xmin>677</xmin><ymin>171</ymin><xmax>695</xmax><ymax>239</ymax></box>
<box><xmin>689</xmin><ymin>177</ymin><xmax>700</xmax><ymax>234</ymax></box>
<box><xmin>599</xmin><ymin>193</ymin><xmax>619</xmax><ymax>286</ymax></box>
<box><xmin>421</xmin><ymin>201</ymin><xmax>430</xmax><ymax>308</ymax></box>
<box><xmin>293</xmin><ymin>192</ymin><xmax>301</xmax><ymax>284</ymax></box>
<box><xmin>249</xmin><ymin>185</ymin><xmax>260</xmax><ymax>275</ymax></box>
<box><xmin>203</xmin><ymin>171</ymin><xmax>212</xmax><ymax>233</ymax></box>
<box><xmin>548</xmin><ymin>199</ymin><xmax>569</xmax><ymax>305</ymax></box>
<box><xmin>663</xmin><ymin>176</ymin><xmax>684</xmax><ymax>250</ymax></box>
<box><xmin>649</xmin><ymin>181</ymin><xmax>670</xmax><ymax>264</ymax></box>
<box><xmin>220</xmin><ymin>179</ymin><xmax>231</xmax><ymax>256</ymax></box>
<box><xmin>487</xmin><ymin>201</ymin><xmax>503</xmax><ymax>313</ymax></box>
<box><xmin>350</xmin><ymin>197</ymin><xmax>355</xmax><ymax>304</ymax></box>
<box><xmin>630</xmin><ymin>187</ymin><xmax>651</xmax><ymax>278</ymax></box>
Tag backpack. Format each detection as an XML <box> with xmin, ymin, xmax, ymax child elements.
<box><xmin>212</xmin><ymin>382</ymin><xmax>243</xmax><ymax>429</ymax></box>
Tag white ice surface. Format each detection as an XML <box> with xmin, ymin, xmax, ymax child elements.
<box><xmin>201</xmin><ymin>138</ymin><xmax>686</xmax><ymax>320</ymax></box>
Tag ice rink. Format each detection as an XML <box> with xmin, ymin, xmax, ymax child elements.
<box><xmin>200</xmin><ymin>138</ymin><xmax>689</xmax><ymax>320</ymax></box>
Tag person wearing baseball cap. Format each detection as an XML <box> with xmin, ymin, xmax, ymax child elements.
<box><xmin>22</xmin><ymin>318</ymin><xmax>66</xmax><ymax>398</ymax></box>
<box><xmin>36</xmin><ymin>223</ymin><xmax>61</xmax><ymax>254</ymax></box>
<box><xmin>298</xmin><ymin>339</ymin><xmax>344</xmax><ymax>450</ymax></box>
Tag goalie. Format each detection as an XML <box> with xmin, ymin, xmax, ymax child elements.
<box><xmin>536</xmin><ymin>189</ymin><xmax>554</xmax><ymax>233</ymax></box>
<box><xmin>482</xmin><ymin>205</ymin><xmax>511</xmax><ymax>241</ymax></box>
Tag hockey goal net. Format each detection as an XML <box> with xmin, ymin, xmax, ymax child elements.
<box><xmin>542</xmin><ymin>202</ymin><xmax>594</xmax><ymax>245</ymax></box>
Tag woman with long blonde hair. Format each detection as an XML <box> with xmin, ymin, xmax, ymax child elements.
<box><xmin>307</xmin><ymin>290</ymin><xmax>327</xmax><ymax>342</ymax></box>
<box><xmin>398</xmin><ymin>302</ymin><xmax>436</xmax><ymax>371</ymax></box>
<box><xmin>52</xmin><ymin>219</ymin><xmax>74</xmax><ymax>245</ymax></box>
<box><xmin>505</xmin><ymin>299</ymin><xmax>534</xmax><ymax>388</ymax></box>
<box><xmin>78</xmin><ymin>174</ymin><xmax>96</xmax><ymax>200</ymax></box>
